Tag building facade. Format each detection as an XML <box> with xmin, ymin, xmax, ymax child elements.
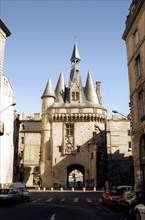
<box><xmin>122</xmin><ymin>0</ymin><xmax>145</xmax><ymax>190</ymax></box>
<box><xmin>40</xmin><ymin>43</ymin><xmax>107</xmax><ymax>189</ymax></box>
<box><xmin>106</xmin><ymin>115</ymin><xmax>134</xmax><ymax>187</ymax></box>
<box><xmin>18</xmin><ymin>113</ymin><xmax>41</xmax><ymax>187</ymax></box>
<box><xmin>0</xmin><ymin>20</ymin><xmax>16</xmax><ymax>187</ymax></box>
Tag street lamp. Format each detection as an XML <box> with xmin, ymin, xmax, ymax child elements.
<box><xmin>0</xmin><ymin>102</ymin><xmax>16</xmax><ymax>136</ymax></box>
<box><xmin>112</xmin><ymin>110</ymin><xmax>128</xmax><ymax>119</ymax></box>
<box><xmin>0</xmin><ymin>102</ymin><xmax>16</xmax><ymax>113</ymax></box>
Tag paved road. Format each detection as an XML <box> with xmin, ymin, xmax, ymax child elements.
<box><xmin>0</xmin><ymin>191</ymin><xmax>133</xmax><ymax>220</ymax></box>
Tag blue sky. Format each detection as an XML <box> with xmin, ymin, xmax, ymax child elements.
<box><xmin>1</xmin><ymin>0</ymin><xmax>131</xmax><ymax>118</ymax></box>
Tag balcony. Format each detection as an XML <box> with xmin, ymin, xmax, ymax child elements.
<box><xmin>0</xmin><ymin>122</ymin><xmax>4</xmax><ymax>136</ymax></box>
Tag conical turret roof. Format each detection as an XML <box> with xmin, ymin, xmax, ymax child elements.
<box><xmin>85</xmin><ymin>71</ymin><xmax>99</xmax><ymax>104</ymax></box>
<box><xmin>55</xmin><ymin>72</ymin><xmax>65</xmax><ymax>103</ymax></box>
<box><xmin>42</xmin><ymin>79</ymin><xmax>55</xmax><ymax>98</ymax></box>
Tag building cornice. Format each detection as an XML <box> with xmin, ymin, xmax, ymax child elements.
<box><xmin>0</xmin><ymin>19</ymin><xmax>11</xmax><ymax>37</ymax></box>
<box><xmin>122</xmin><ymin>0</ymin><xmax>144</xmax><ymax>40</ymax></box>
<box><xmin>49</xmin><ymin>112</ymin><xmax>107</xmax><ymax>123</ymax></box>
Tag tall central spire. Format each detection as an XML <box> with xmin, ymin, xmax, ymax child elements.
<box><xmin>70</xmin><ymin>43</ymin><xmax>81</xmax><ymax>64</ymax></box>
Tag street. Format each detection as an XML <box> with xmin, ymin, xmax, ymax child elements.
<box><xmin>0</xmin><ymin>191</ymin><xmax>133</xmax><ymax>220</ymax></box>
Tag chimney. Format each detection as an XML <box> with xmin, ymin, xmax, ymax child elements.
<box><xmin>96</xmin><ymin>81</ymin><xmax>102</xmax><ymax>105</ymax></box>
<box><xmin>34</xmin><ymin>113</ymin><xmax>40</xmax><ymax>120</ymax></box>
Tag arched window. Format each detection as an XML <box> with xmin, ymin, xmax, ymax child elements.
<box><xmin>140</xmin><ymin>134</ymin><xmax>145</xmax><ymax>164</ymax></box>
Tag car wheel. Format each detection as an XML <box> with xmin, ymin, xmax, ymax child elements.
<box><xmin>135</xmin><ymin>211</ymin><xmax>141</xmax><ymax>220</ymax></box>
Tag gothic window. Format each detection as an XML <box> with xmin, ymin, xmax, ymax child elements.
<box><xmin>134</xmin><ymin>29</ymin><xmax>139</xmax><ymax>46</ymax></box>
<box><xmin>91</xmin><ymin>152</ymin><xmax>94</xmax><ymax>159</ymax></box>
<box><xmin>128</xmin><ymin>130</ymin><xmax>131</xmax><ymax>136</ymax></box>
<box><xmin>65</xmin><ymin>123</ymin><xmax>74</xmax><ymax>136</ymax></box>
<box><xmin>128</xmin><ymin>142</ymin><xmax>132</xmax><ymax>152</ymax></box>
<box><xmin>21</xmin><ymin>137</ymin><xmax>24</xmax><ymax>144</ymax></box>
<box><xmin>72</xmin><ymin>92</ymin><xmax>79</xmax><ymax>101</ymax></box>
<box><xmin>138</xmin><ymin>90</ymin><xmax>145</xmax><ymax>120</ymax></box>
<box><xmin>22</xmin><ymin>124</ymin><xmax>25</xmax><ymax>130</ymax></box>
<box><xmin>58</xmin><ymin>146</ymin><xmax>62</xmax><ymax>152</ymax></box>
<box><xmin>77</xmin><ymin>146</ymin><xmax>80</xmax><ymax>152</ymax></box>
<box><xmin>140</xmin><ymin>134</ymin><xmax>145</xmax><ymax>165</ymax></box>
<box><xmin>136</xmin><ymin>55</ymin><xmax>142</xmax><ymax>77</ymax></box>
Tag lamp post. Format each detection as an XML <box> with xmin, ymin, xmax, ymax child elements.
<box><xmin>0</xmin><ymin>102</ymin><xmax>16</xmax><ymax>135</ymax></box>
<box><xmin>112</xmin><ymin>110</ymin><xmax>128</xmax><ymax>119</ymax></box>
<box><xmin>0</xmin><ymin>102</ymin><xmax>16</xmax><ymax>113</ymax></box>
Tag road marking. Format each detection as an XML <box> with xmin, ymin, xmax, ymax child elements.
<box><xmin>46</xmin><ymin>198</ymin><xmax>54</xmax><ymax>202</ymax></box>
<box><xmin>86</xmin><ymin>198</ymin><xmax>92</xmax><ymax>203</ymax></box>
<box><xmin>31</xmin><ymin>198</ymin><xmax>41</xmax><ymax>203</ymax></box>
<box><xmin>50</xmin><ymin>213</ymin><xmax>56</xmax><ymax>220</ymax></box>
<box><xmin>60</xmin><ymin>198</ymin><xmax>65</xmax><ymax>202</ymax></box>
<box><xmin>73</xmin><ymin>198</ymin><xmax>79</xmax><ymax>203</ymax></box>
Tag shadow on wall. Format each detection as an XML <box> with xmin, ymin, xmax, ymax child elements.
<box><xmin>24</xmin><ymin>167</ymin><xmax>31</xmax><ymax>185</ymax></box>
<box><xmin>107</xmin><ymin>150</ymin><xmax>134</xmax><ymax>187</ymax></box>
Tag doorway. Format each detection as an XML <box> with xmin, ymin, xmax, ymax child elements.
<box><xmin>67</xmin><ymin>164</ymin><xmax>84</xmax><ymax>189</ymax></box>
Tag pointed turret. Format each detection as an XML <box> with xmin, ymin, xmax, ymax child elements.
<box><xmin>85</xmin><ymin>71</ymin><xmax>99</xmax><ymax>104</ymax></box>
<box><xmin>67</xmin><ymin>43</ymin><xmax>86</xmax><ymax>103</ymax></box>
<box><xmin>41</xmin><ymin>79</ymin><xmax>55</xmax><ymax>113</ymax></box>
<box><xmin>55</xmin><ymin>72</ymin><xmax>65</xmax><ymax>103</ymax></box>
<box><xmin>70</xmin><ymin>43</ymin><xmax>81</xmax><ymax>63</ymax></box>
<box><xmin>42</xmin><ymin>79</ymin><xmax>55</xmax><ymax>98</ymax></box>
<box><xmin>69</xmin><ymin>42</ymin><xmax>82</xmax><ymax>86</ymax></box>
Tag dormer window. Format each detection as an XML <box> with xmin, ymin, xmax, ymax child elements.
<box><xmin>72</xmin><ymin>92</ymin><xmax>79</xmax><ymax>101</ymax></box>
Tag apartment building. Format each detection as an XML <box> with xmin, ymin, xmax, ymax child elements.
<box><xmin>122</xmin><ymin>0</ymin><xmax>145</xmax><ymax>189</ymax></box>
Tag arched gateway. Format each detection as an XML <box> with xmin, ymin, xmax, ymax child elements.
<box><xmin>67</xmin><ymin>164</ymin><xmax>84</xmax><ymax>189</ymax></box>
<box><xmin>40</xmin><ymin>43</ymin><xmax>107</xmax><ymax>189</ymax></box>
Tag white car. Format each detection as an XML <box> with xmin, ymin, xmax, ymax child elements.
<box><xmin>134</xmin><ymin>204</ymin><xmax>145</xmax><ymax>220</ymax></box>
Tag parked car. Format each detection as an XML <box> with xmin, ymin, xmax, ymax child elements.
<box><xmin>102</xmin><ymin>188</ymin><xmax>123</xmax><ymax>207</ymax></box>
<box><xmin>10</xmin><ymin>182</ymin><xmax>30</xmax><ymax>202</ymax></box>
<box><xmin>116</xmin><ymin>185</ymin><xmax>134</xmax><ymax>193</ymax></box>
<box><xmin>10</xmin><ymin>182</ymin><xmax>26</xmax><ymax>189</ymax></box>
<box><xmin>134</xmin><ymin>203</ymin><xmax>145</xmax><ymax>220</ymax></box>
<box><xmin>102</xmin><ymin>185</ymin><xmax>134</xmax><ymax>208</ymax></box>
<box><xmin>0</xmin><ymin>188</ymin><xmax>22</xmax><ymax>205</ymax></box>
<box><xmin>19</xmin><ymin>187</ymin><xmax>30</xmax><ymax>201</ymax></box>
<box><xmin>118</xmin><ymin>190</ymin><xmax>145</xmax><ymax>213</ymax></box>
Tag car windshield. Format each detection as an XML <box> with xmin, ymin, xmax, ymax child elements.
<box><xmin>0</xmin><ymin>189</ymin><xmax>9</xmax><ymax>195</ymax></box>
<box><xmin>19</xmin><ymin>187</ymin><xmax>26</xmax><ymax>192</ymax></box>
<box><xmin>107</xmin><ymin>189</ymin><xmax>122</xmax><ymax>195</ymax></box>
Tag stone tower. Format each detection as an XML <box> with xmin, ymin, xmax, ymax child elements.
<box><xmin>40</xmin><ymin>43</ymin><xmax>107</xmax><ymax>189</ymax></box>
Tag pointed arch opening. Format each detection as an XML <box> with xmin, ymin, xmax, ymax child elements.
<box><xmin>67</xmin><ymin>164</ymin><xmax>84</xmax><ymax>189</ymax></box>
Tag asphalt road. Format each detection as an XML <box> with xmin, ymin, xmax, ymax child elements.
<box><xmin>0</xmin><ymin>191</ymin><xmax>133</xmax><ymax>220</ymax></box>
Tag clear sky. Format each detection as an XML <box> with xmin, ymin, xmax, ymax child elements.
<box><xmin>1</xmin><ymin>0</ymin><xmax>131</xmax><ymax>118</ymax></box>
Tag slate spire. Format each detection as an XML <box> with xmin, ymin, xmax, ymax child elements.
<box><xmin>85</xmin><ymin>70</ymin><xmax>99</xmax><ymax>104</ymax></box>
<box><xmin>42</xmin><ymin>79</ymin><xmax>55</xmax><ymax>98</ymax></box>
<box><xmin>55</xmin><ymin>72</ymin><xmax>65</xmax><ymax>103</ymax></box>
<box><xmin>70</xmin><ymin>43</ymin><xmax>81</xmax><ymax>63</ymax></box>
